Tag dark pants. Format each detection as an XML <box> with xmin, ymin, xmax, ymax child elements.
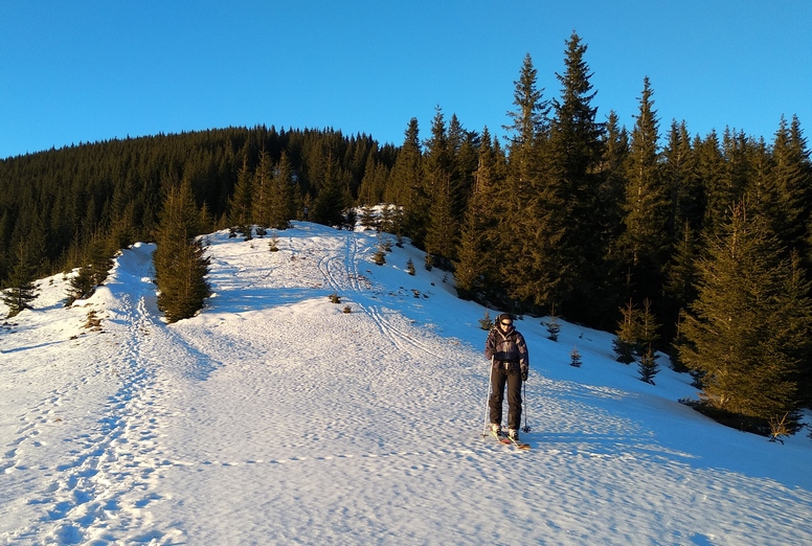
<box><xmin>489</xmin><ymin>364</ymin><xmax>522</xmax><ymax>430</ymax></box>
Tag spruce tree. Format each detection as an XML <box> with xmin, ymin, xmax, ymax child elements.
<box><xmin>311</xmin><ymin>153</ymin><xmax>347</xmax><ymax>227</ymax></box>
<box><xmin>388</xmin><ymin>119</ymin><xmax>425</xmax><ymax>245</ymax></box>
<box><xmin>664</xmin><ymin>120</ymin><xmax>703</xmax><ymax>235</ymax></box>
<box><xmin>423</xmin><ymin>108</ymin><xmax>458</xmax><ymax>269</ymax></box>
<box><xmin>229</xmin><ymin>156</ymin><xmax>254</xmax><ymax>237</ymax></box>
<box><xmin>154</xmin><ymin>177</ymin><xmax>211</xmax><ymax>323</ymax></box>
<box><xmin>679</xmin><ymin>201</ymin><xmax>812</xmax><ymax>427</ymax></box>
<box><xmin>520</xmin><ymin>32</ymin><xmax>605</xmax><ymax>320</ymax></box>
<box><xmin>2</xmin><ymin>242</ymin><xmax>38</xmax><ymax>318</ymax></box>
<box><xmin>455</xmin><ymin>128</ymin><xmax>501</xmax><ymax>300</ymax></box>
<box><xmin>696</xmin><ymin>131</ymin><xmax>732</xmax><ymax>238</ymax></box>
<box><xmin>638</xmin><ymin>344</ymin><xmax>660</xmax><ymax>385</ymax></box>
<box><xmin>619</xmin><ymin>77</ymin><xmax>670</xmax><ymax>306</ymax></box>
<box><xmin>613</xmin><ymin>300</ymin><xmax>639</xmax><ymax>364</ymax></box>
<box><xmin>499</xmin><ymin>53</ymin><xmax>549</xmax><ymax>309</ymax></box>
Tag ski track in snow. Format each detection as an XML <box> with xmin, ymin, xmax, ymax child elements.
<box><xmin>1</xmin><ymin>224</ymin><xmax>811</xmax><ymax>545</ymax></box>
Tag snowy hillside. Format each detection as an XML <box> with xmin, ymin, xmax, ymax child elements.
<box><xmin>1</xmin><ymin>222</ymin><xmax>811</xmax><ymax>545</ymax></box>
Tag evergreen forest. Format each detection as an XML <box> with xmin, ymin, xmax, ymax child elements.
<box><xmin>2</xmin><ymin>32</ymin><xmax>811</xmax><ymax>435</ymax></box>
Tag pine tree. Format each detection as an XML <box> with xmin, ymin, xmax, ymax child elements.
<box><xmin>65</xmin><ymin>233</ymin><xmax>114</xmax><ymax>305</ymax></box>
<box><xmin>229</xmin><ymin>156</ymin><xmax>254</xmax><ymax>238</ymax></box>
<box><xmin>423</xmin><ymin>108</ymin><xmax>458</xmax><ymax>269</ymax></box>
<box><xmin>520</xmin><ymin>32</ymin><xmax>605</xmax><ymax>321</ymax></box>
<box><xmin>255</xmin><ymin>150</ymin><xmax>295</xmax><ymax>231</ymax></box>
<box><xmin>388</xmin><ymin>119</ymin><xmax>426</xmax><ymax>246</ymax></box>
<box><xmin>312</xmin><ymin>152</ymin><xmax>348</xmax><ymax>228</ymax></box>
<box><xmin>664</xmin><ymin>120</ymin><xmax>703</xmax><ymax>235</ymax></box>
<box><xmin>455</xmin><ymin>128</ymin><xmax>503</xmax><ymax>300</ymax></box>
<box><xmin>696</xmin><ymin>131</ymin><xmax>732</xmax><ymax>238</ymax></box>
<box><xmin>679</xmin><ymin>201</ymin><xmax>812</xmax><ymax>427</ymax></box>
<box><xmin>664</xmin><ymin>222</ymin><xmax>700</xmax><ymax>321</ymax></box>
<box><xmin>570</xmin><ymin>346</ymin><xmax>583</xmax><ymax>367</ymax></box>
<box><xmin>545</xmin><ymin>315</ymin><xmax>561</xmax><ymax>342</ymax></box>
<box><xmin>2</xmin><ymin>242</ymin><xmax>39</xmax><ymax>318</ymax></box>
<box><xmin>498</xmin><ymin>53</ymin><xmax>548</xmax><ymax>309</ymax></box>
<box><xmin>618</xmin><ymin>77</ymin><xmax>670</xmax><ymax>306</ymax></box>
<box><xmin>638</xmin><ymin>343</ymin><xmax>660</xmax><ymax>385</ymax></box>
<box><xmin>762</xmin><ymin>117</ymin><xmax>811</xmax><ymax>259</ymax></box>
<box><xmin>613</xmin><ymin>300</ymin><xmax>639</xmax><ymax>364</ymax></box>
<box><xmin>154</xmin><ymin>177</ymin><xmax>211</xmax><ymax>323</ymax></box>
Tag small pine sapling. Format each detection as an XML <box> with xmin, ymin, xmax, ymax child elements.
<box><xmin>570</xmin><ymin>346</ymin><xmax>582</xmax><ymax>367</ymax></box>
<box><xmin>613</xmin><ymin>299</ymin><xmax>638</xmax><ymax>364</ymax></box>
<box><xmin>406</xmin><ymin>258</ymin><xmax>416</xmax><ymax>275</ymax></box>
<box><xmin>544</xmin><ymin>304</ymin><xmax>561</xmax><ymax>341</ymax></box>
<box><xmin>638</xmin><ymin>343</ymin><xmax>659</xmax><ymax>385</ymax></box>
<box><xmin>479</xmin><ymin>311</ymin><xmax>494</xmax><ymax>331</ymax></box>
<box><xmin>544</xmin><ymin>316</ymin><xmax>561</xmax><ymax>342</ymax></box>
<box><xmin>329</xmin><ymin>292</ymin><xmax>341</xmax><ymax>304</ymax></box>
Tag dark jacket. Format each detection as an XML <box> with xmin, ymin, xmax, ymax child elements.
<box><xmin>485</xmin><ymin>325</ymin><xmax>529</xmax><ymax>376</ymax></box>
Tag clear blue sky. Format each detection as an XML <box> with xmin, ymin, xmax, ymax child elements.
<box><xmin>2</xmin><ymin>1</ymin><xmax>810</xmax><ymax>159</ymax></box>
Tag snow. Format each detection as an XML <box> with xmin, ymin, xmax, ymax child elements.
<box><xmin>1</xmin><ymin>222</ymin><xmax>811</xmax><ymax>545</ymax></box>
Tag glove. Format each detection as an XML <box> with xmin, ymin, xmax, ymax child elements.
<box><xmin>521</xmin><ymin>367</ymin><xmax>528</xmax><ymax>382</ymax></box>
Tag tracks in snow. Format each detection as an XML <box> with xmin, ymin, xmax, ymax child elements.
<box><xmin>316</xmin><ymin>231</ymin><xmax>439</xmax><ymax>357</ymax></box>
<box><xmin>15</xmin><ymin>267</ymin><xmax>187</xmax><ymax>544</ymax></box>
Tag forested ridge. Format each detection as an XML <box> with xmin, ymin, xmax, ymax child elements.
<box><xmin>2</xmin><ymin>32</ymin><xmax>811</xmax><ymax>434</ymax></box>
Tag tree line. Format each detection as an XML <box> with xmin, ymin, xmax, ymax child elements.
<box><xmin>2</xmin><ymin>31</ymin><xmax>810</xmax><ymax>435</ymax></box>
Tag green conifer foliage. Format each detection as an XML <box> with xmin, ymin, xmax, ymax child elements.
<box><xmin>1</xmin><ymin>242</ymin><xmax>39</xmax><ymax>317</ymax></box>
<box><xmin>454</xmin><ymin>128</ymin><xmax>503</xmax><ymax>300</ymax></box>
<box><xmin>229</xmin><ymin>156</ymin><xmax>255</xmax><ymax>238</ymax></box>
<box><xmin>154</xmin><ymin>178</ymin><xmax>211</xmax><ymax>323</ymax></box>
<box><xmin>311</xmin><ymin>153</ymin><xmax>348</xmax><ymax>228</ymax></box>
<box><xmin>619</xmin><ymin>77</ymin><xmax>670</xmax><ymax>305</ymax></box>
<box><xmin>423</xmin><ymin>108</ymin><xmax>459</xmax><ymax>269</ymax></box>
<box><xmin>679</xmin><ymin>201</ymin><xmax>812</xmax><ymax>424</ymax></box>
<box><xmin>519</xmin><ymin>32</ymin><xmax>605</xmax><ymax>320</ymax></box>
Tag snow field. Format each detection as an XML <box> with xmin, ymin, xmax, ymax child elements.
<box><xmin>1</xmin><ymin>223</ymin><xmax>810</xmax><ymax>545</ymax></box>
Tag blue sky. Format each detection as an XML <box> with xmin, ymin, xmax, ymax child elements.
<box><xmin>2</xmin><ymin>1</ymin><xmax>810</xmax><ymax>159</ymax></box>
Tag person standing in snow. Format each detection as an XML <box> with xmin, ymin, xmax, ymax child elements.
<box><xmin>485</xmin><ymin>313</ymin><xmax>529</xmax><ymax>441</ymax></box>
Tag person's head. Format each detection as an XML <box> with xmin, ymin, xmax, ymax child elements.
<box><xmin>497</xmin><ymin>313</ymin><xmax>514</xmax><ymax>331</ymax></box>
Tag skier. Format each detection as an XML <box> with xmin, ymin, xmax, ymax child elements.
<box><xmin>485</xmin><ymin>313</ymin><xmax>529</xmax><ymax>442</ymax></box>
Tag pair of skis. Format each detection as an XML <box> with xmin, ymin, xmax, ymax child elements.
<box><xmin>489</xmin><ymin>428</ymin><xmax>531</xmax><ymax>450</ymax></box>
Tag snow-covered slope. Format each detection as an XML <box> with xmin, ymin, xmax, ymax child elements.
<box><xmin>1</xmin><ymin>222</ymin><xmax>810</xmax><ymax>545</ymax></box>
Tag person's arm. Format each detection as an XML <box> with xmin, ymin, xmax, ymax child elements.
<box><xmin>517</xmin><ymin>332</ymin><xmax>529</xmax><ymax>380</ymax></box>
<box><xmin>484</xmin><ymin>330</ymin><xmax>496</xmax><ymax>360</ymax></box>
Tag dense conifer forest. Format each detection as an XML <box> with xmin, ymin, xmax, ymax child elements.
<box><xmin>2</xmin><ymin>32</ymin><xmax>810</xmax><ymax>434</ymax></box>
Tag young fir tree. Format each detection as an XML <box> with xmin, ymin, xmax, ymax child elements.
<box><xmin>65</xmin><ymin>233</ymin><xmax>114</xmax><ymax>305</ymax></box>
<box><xmin>312</xmin><ymin>153</ymin><xmax>347</xmax><ymax>228</ymax></box>
<box><xmin>618</xmin><ymin>77</ymin><xmax>670</xmax><ymax>305</ymax></box>
<box><xmin>455</xmin><ymin>128</ymin><xmax>502</xmax><ymax>300</ymax></box>
<box><xmin>695</xmin><ymin>131</ymin><xmax>732</xmax><ymax>239</ymax></box>
<box><xmin>2</xmin><ymin>241</ymin><xmax>39</xmax><ymax>318</ymax></box>
<box><xmin>229</xmin><ymin>156</ymin><xmax>254</xmax><ymax>238</ymax></box>
<box><xmin>763</xmin><ymin>117</ymin><xmax>811</xmax><ymax>260</ymax></box>
<box><xmin>388</xmin><ymin>118</ymin><xmax>426</xmax><ymax>247</ymax></box>
<box><xmin>664</xmin><ymin>120</ymin><xmax>703</xmax><ymax>235</ymax></box>
<box><xmin>570</xmin><ymin>345</ymin><xmax>583</xmax><ymax>367</ymax></box>
<box><xmin>638</xmin><ymin>343</ymin><xmax>660</xmax><ymax>385</ymax></box>
<box><xmin>679</xmin><ymin>201</ymin><xmax>812</xmax><ymax>427</ymax></box>
<box><xmin>423</xmin><ymin>108</ymin><xmax>458</xmax><ymax>270</ymax></box>
<box><xmin>613</xmin><ymin>300</ymin><xmax>639</xmax><ymax>364</ymax></box>
<box><xmin>153</xmin><ymin>178</ymin><xmax>211</xmax><ymax>323</ymax></box>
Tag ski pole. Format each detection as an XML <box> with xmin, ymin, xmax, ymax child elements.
<box><xmin>521</xmin><ymin>380</ymin><xmax>532</xmax><ymax>433</ymax></box>
<box><xmin>482</xmin><ymin>356</ymin><xmax>494</xmax><ymax>436</ymax></box>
